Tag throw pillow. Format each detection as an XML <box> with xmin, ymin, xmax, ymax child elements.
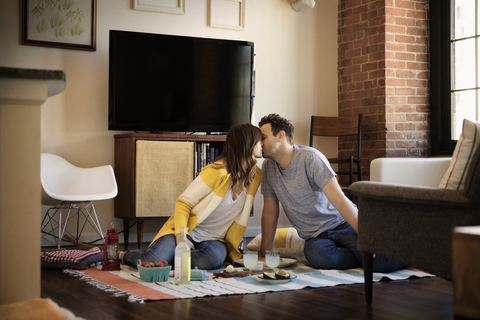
<box><xmin>41</xmin><ymin>251</ymin><xmax>104</xmax><ymax>270</ymax></box>
<box><xmin>438</xmin><ymin>118</ymin><xmax>480</xmax><ymax>190</ymax></box>
<box><xmin>246</xmin><ymin>227</ymin><xmax>305</xmax><ymax>258</ymax></box>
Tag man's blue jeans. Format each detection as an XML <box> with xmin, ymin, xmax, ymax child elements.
<box><xmin>122</xmin><ymin>234</ymin><xmax>227</xmax><ymax>270</ymax></box>
<box><xmin>304</xmin><ymin>222</ymin><xmax>404</xmax><ymax>272</ymax></box>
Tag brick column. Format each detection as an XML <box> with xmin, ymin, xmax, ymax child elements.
<box><xmin>338</xmin><ymin>0</ymin><xmax>429</xmax><ymax>181</ymax></box>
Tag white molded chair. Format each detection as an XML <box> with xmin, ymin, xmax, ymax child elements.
<box><xmin>40</xmin><ymin>153</ymin><xmax>118</xmax><ymax>248</ymax></box>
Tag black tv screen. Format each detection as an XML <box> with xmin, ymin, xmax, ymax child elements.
<box><xmin>108</xmin><ymin>30</ymin><xmax>254</xmax><ymax>133</ymax></box>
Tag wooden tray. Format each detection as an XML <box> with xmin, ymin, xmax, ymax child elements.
<box><xmin>213</xmin><ymin>267</ymin><xmax>273</xmax><ymax>278</ymax></box>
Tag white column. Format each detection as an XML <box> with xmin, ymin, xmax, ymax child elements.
<box><xmin>0</xmin><ymin>68</ymin><xmax>65</xmax><ymax>304</ymax></box>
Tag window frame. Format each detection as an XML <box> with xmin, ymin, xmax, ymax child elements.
<box><xmin>430</xmin><ymin>0</ymin><xmax>457</xmax><ymax>155</ymax></box>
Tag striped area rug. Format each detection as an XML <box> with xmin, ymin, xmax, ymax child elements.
<box><xmin>65</xmin><ymin>259</ymin><xmax>433</xmax><ymax>303</ymax></box>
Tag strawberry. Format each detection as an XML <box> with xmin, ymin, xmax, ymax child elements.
<box><xmin>161</xmin><ymin>260</ymin><xmax>168</xmax><ymax>266</ymax></box>
<box><xmin>156</xmin><ymin>262</ymin><xmax>164</xmax><ymax>267</ymax></box>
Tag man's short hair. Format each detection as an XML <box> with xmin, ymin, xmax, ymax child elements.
<box><xmin>258</xmin><ymin>114</ymin><xmax>295</xmax><ymax>145</ymax></box>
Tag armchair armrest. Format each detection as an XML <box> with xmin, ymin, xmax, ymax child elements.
<box><xmin>370</xmin><ymin>157</ymin><xmax>452</xmax><ymax>187</ymax></box>
<box><xmin>348</xmin><ymin>181</ymin><xmax>471</xmax><ymax>207</ymax></box>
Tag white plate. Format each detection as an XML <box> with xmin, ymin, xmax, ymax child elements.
<box><xmin>256</xmin><ymin>274</ymin><xmax>297</xmax><ymax>284</ymax></box>
<box><xmin>235</xmin><ymin>257</ymin><xmax>297</xmax><ymax>268</ymax></box>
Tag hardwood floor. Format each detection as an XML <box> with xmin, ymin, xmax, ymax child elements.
<box><xmin>41</xmin><ymin>268</ymin><xmax>454</xmax><ymax>320</ymax></box>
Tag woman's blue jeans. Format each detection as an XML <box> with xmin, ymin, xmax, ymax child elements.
<box><xmin>304</xmin><ymin>222</ymin><xmax>404</xmax><ymax>272</ymax></box>
<box><xmin>122</xmin><ymin>234</ymin><xmax>227</xmax><ymax>270</ymax></box>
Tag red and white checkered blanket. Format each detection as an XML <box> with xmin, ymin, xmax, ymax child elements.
<box><xmin>41</xmin><ymin>247</ymin><xmax>101</xmax><ymax>264</ymax></box>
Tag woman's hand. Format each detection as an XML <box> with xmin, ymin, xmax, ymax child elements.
<box><xmin>186</xmin><ymin>237</ymin><xmax>195</xmax><ymax>250</ymax></box>
<box><xmin>176</xmin><ymin>232</ymin><xmax>195</xmax><ymax>250</ymax></box>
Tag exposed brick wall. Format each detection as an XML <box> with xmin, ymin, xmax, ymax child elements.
<box><xmin>337</xmin><ymin>0</ymin><xmax>430</xmax><ymax>182</ymax></box>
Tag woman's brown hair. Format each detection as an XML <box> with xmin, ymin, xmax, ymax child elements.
<box><xmin>214</xmin><ymin>123</ymin><xmax>262</xmax><ymax>198</ymax></box>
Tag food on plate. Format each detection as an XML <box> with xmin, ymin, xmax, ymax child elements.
<box><xmin>263</xmin><ymin>272</ymin><xmax>276</xmax><ymax>280</ymax></box>
<box><xmin>225</xmin><ymin>265</ymin><xmax>235</xmax><ymax>273</ymax></box>
<box><xmin>275</xmin><ymin>269</ymin><xmax>290</xmax><ymax>279</ymax></box>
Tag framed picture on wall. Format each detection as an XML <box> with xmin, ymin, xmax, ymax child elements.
<box><xmin>22</xmin><ymin>0</ymin><xmax>97</xmax><ymax>51</ymax></box>
<box><xmin>208</xmin><ymin>0</ymin><xmax>245</xmax><ymax>31</ymax></box>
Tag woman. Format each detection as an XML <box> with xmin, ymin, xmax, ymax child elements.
<box><xmin>120</xmin><ymin>123</ymin><xmax>263</xmax><ymax>269</ymax></box>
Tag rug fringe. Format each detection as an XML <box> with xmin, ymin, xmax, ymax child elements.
<box><xmin>63</xmin><ymin>269</ymin><xmax>146</xmax><ymax>303</ymax></box>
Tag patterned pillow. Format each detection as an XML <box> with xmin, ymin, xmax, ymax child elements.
<box><xmin>41</xmin><ymin>251</ymin><xmax>104</xmax><ymax>270</ymax></box>
<box><xmin>438</xmin><ymin>119</ymin><xmax>480</xmax><ymax>190</ymax></box>
<box><xmin>246</xmin><ymin>228</ymin><xmax>305</xmax><ymax>258</ymax></box>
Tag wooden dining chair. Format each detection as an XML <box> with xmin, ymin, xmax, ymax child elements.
<box><xmin>309</xmin><ymin>114</ymin><xmax>363</xmax><ymax>189</ymax></box>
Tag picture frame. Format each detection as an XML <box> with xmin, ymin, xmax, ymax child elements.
<box><xmin>208</xmin><ymin>0</ymin><xmax>245</xmax><ymax>31</ymax></box>
<box><xmin>22</xmin><ymin>0</ymin><xmax>97</xmax><ymax>51</ymax></box>
<box><xmin>132</xmin><ymin>0</ymin><xmax>186</xmax><ymax>15</ymax></box>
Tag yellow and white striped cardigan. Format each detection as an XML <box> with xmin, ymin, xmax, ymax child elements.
<box><xmin>150</xmin><ymin>161</ymin><xmax>263</xmax><ymax>265</ymax></box>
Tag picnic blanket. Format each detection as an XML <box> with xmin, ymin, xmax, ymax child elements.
<box><xmin>65</xmin><ymin>259</ymin><xmax>434</xmax><ymax>303</ymax></box>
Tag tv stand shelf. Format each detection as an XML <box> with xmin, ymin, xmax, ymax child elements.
<box><xmin>114</xmin><ymin>132</ymin><xmax>226</xmax><ymax>248</ymax></box>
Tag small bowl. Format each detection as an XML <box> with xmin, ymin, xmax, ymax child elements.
<box><xmin>253</xmin><ymin>262</ymin><xmax>264</xmax><ymax>271</ymax></box>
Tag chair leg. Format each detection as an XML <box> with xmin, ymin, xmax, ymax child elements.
<box><xmin>41</xmin><ymin>202</ymin><xmax>105</xmax><ymax>248</ymax></box>
<box><xmin>59</xmin><ymin>205</ymin><xmax>74</xmax><ymax>248</ymax></box>
<box><xmin>76</xmin><ymin>202</ymin><xmax>104</xmax><ymax>241</ymax></box>
<box><xmin>349</xmin><ymin>157</ymin><xmax>354</xmax><ymax>185</ymax></box>
<box><xmin>362</xmin><ymin>251</ymin><xmax>374</xmax><ymax>305</ymax></box>
<box><xmin>357</xmin><ymin>160</ymin><xmax>362</xmax><ymax>182</ymax></box>
<box><xmin>41</xmin><ymin>207</ymin><xmax>63</xmax><ymax>248</ymax></box>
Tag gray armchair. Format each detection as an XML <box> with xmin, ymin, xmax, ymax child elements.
<box><xmin>348</xmin><ymin>147</ymin><xmax>480</xmax><ymax>305</ymax></box>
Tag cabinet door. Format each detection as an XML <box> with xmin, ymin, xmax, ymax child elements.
<box><xmin>135</xmin><ymin>140</ymin><xmax>195</xmax><ymax>217</ymax></box>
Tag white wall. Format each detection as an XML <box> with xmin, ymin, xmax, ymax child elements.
<box><xmin>0</xmin><ymin>0</ymin><xmax>338</xmax><ymax>244</ymax></box>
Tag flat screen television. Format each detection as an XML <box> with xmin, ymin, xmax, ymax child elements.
<box><xmin>108</xmin><ymin>30</ymin><xmax>255</xmax><ymax>133</ymax></box>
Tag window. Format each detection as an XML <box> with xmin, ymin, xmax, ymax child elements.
<box><xmin>452</xmin><ymin>0</ymin><xmax>479</xmax><ymax>139</ymax></box>
<box><xmin>431</xmin><ymin>0</ymin><xmax>479</xmax><ymax>155</ymax></box>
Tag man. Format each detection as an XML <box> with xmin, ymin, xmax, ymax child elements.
<box><xmin>258</xmin><ymin>114</ymin><xmax>402</xmax><ymax>272</ymax></box>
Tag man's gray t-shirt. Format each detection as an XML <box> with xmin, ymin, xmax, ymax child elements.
<box><xmin>261</xmin><ymin>145</ymin><xmax>347</xmax><ymax>240</ymax></box>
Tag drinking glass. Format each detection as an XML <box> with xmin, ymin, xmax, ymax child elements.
<box><xmin>265</xmin><ymin>249</ymin><xmax>280</xmax><ymax>271</ymax></box>
<box><xmin>243</xmin><ymin>251</ymin><xmax>258</xmax><ymax>277</ymax></box>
